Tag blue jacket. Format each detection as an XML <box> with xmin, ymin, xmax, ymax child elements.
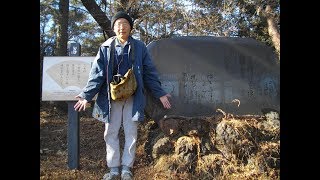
<box><xmin>78</xmin><ymin>36</ymin><xmax>167</xmax><ymax>123</ymax></box>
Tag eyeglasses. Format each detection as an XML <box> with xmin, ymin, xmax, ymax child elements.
<box><xmin>114</xmin><ymin>22</ymin><xmax>130</xmax><ymax>28</ymax></box>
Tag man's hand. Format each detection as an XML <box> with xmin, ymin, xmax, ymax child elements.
<box><xmin>74</xmin><ymin>95</ymin><xmax>88</xmax><ymax>112</ymax></box>
<box><xmin>159</xmin><ymin>94</ymin><xmax>172</xmax><ymax>109</ymax></box>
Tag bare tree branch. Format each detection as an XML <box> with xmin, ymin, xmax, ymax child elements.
<box><xmin>81</xmin><ymin>0</ymin><xmax>115</xmax><ymax>38</ymax></box>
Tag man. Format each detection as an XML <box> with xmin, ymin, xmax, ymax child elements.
<box><xmin>74</xmin><ymin>11</ymin><xmax>171</xmax><ymax>180</ymax></box>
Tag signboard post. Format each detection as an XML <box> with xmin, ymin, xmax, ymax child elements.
<box><xmin>67</xmin><ymin>42</ymin><xmax>81</xmax><ymax>169</ymax></box>
<box><xmin>41</xmin><ymin>46</ymin><xmax>95</xmax><ymax>169</ymax></box>
<box><xmin>67</xmin><ymin>101</ymin><xmax>79</xmax><ymax>169</ymax></box>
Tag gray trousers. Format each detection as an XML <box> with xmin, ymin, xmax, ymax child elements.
<box><xmin>104</xmin><ymin>96</ymin><xmax>138</xmax><ymax>168</ymax></box>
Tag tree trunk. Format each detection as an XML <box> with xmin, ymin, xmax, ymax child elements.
<box><xmin>265</xmin><ymin>5</ymin><xmax>280</xmax><ymax>60</ymax></box>
<box><xmin>258</xmin><ymin>4</ymin><xmax>280</xmax><ymax>60</ymax></box>
<box><xmin>56</xmin><ymin>0</ymin><xmax>69</xmax><ymax>56</ymax></box>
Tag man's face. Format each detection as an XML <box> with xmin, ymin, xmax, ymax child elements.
<box><xmin>113</xmin><ymin>18</ymin><xmax>131</xmax><ymax>40</ymax></box>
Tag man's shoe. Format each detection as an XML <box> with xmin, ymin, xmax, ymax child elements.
<box><xmin>102</xmin><ymin>172</ymin><xmax>120</xmax><ymax>180</ymax></box>
<box><xmin>121</xmin><ymin>170</ymin><xmax>133</xmax><ymax>180</ymax></box>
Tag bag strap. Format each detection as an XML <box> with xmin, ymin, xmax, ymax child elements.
<box><xmin>129</xmin><ymin>39</ymin><xmax>135</xmax><ymax>69</ymax></box>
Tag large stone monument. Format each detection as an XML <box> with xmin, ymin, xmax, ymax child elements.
<box><xmin>145</xmin><ymin>36</ymin><xmax>280</xmax><ymax>122</ymax></box>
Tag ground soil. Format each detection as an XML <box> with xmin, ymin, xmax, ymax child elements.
<box><xmin>40</xmin><ymin>102</ymin><xmax>279</xmax><ymax>180</ymax></box>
